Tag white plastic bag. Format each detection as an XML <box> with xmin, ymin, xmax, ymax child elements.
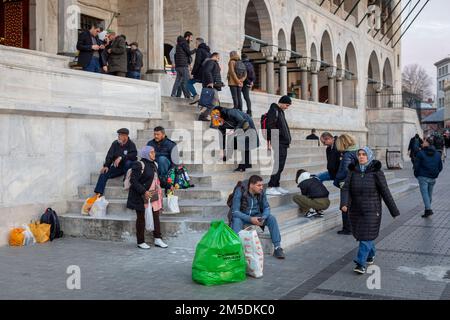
<box><xmin>90</xmin><ymin>196</ymin><xmax>109</xmax><ymax>218</ymax></box>
<box><xmin>239</xmin><ymin>227</ymin><xmax>264</xmax><ymax>278</ymax></box>
<box><xmin>145</xmin><ymin>200</ymin><xmax>155</xmax><ymax>232</ymax></box>
<box><xmin>22</xmin><ymin>225</ymin><xmax>36</xmax><ymax>246</ymax></box>
<box><xmin>166</xmin><ymin>193</ymin><xmax>180</xmax><ymax>214</ymax></box>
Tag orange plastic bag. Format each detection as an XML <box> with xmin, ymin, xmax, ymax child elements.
<box><xmin>29</xmin><ymin>222</ymin><xmax>51</xmax><ymax>243</ymax></box>
<box><xmin>9</xmin><ymin>228</ymin><xmax>25</xmax><ymax>247</ymax></box>
<box><xmin>81</xmin><ymin>194</ymin><xmax>100</xmax><ymax>215</ymax></box>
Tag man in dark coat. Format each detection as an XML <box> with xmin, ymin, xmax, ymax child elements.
<box><xmin>107</xmin><ymin>33</ymin><xmax>128</xmax><ymax>77</ymax></box>
<box><xmin>94</xmin><ymin>128</ymin><xmax>138</xmax><ymax>195</ymax></box>
<box><xmin>414</xmin><ymin>137</ymin><xmax>443</xmax><ymax>218</ymax></box>
<box><xmin>316</xmin><ymin>132</ymin><xmax>341</xmax><ymax>183</ymax></box>
<box><xmin>146</xmin><ymin>126</ymin><xmax>179</xmax><ymax>180</ymax></box>
<box><xmin>408</xmin><ymin>134</ymin><xmax>423</xmax><ymax>165</ymax></box>
<box><xmin>189</xmin><ymin>38</ymin><xmax>211</xmax><ymax>103</ymax></box>
<box><xmin>294</xmin><ymin>170</ymin><xmax>330</xmax><ymax>218</ymax></box>
<box><xmin>266</xmin><ymin>96</ymin><xmax>292</xmax><ymax>196</ymax></box>
<box><xmin>76</xmin><ymin>23</ymin><xmax>104</xmax><ymax>73</ymax></box>
<box><xmin>198</xmin><ymin>53</ymin><xmax>223</xmax><ymax>121</ymax></box>
<box><xmin>127</xmin><ymin>42</ymin><xmax>144</xmax><ymax>79</ymax></box>
<box><xmin>241</xmin><ymin>54</ymin><xmax>255</xmax><ymax>116</ymax></box>
<box><xmin>171</xmin><ymin>32</ymin><xmax>196</xmax><ymax>98</ymax></box>
<box><xmin>341</xmin><ymin>147</ymin><xmax>400</xmax><ymax>274</ymax></box>
<box><xmin>306</xmin><ymin>129</ymin><xmax>320</xmax><ymax>146</ymax></box>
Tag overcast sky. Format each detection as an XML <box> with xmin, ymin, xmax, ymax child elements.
<box><xmin>402</xmin><ymin>0</ymin><xmax>450</xmax><ymax>94</ymax></box>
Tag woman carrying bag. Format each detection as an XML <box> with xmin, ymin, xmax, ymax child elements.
<box><xmin>340</xmin><ymin>147</ymin><xmax>400</xmax><ymax>274</ymax></box>
<box><xmin>127</xmin><ymin>146</ymin><xmax>168</xmax><ymax>250</ymax></box>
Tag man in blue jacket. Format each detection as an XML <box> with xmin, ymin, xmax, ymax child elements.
<box><xmin>414</xmin><ymin>137</ymin><xmax>443</xmax><ymax>218</ymax></box>
<box><xmin>231</xmin><ymin>175</ymin><xmax>285</xmax><ymax>259</ymax></box>
<box><xmin>147</xmin><ymin>126</ymin><xmax>179</xmax><ymax>179</ymax></box>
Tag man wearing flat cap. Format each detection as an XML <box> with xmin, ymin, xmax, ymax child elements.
<box><xmin>94</xmin><ymin>128</ymin><xmax>138</xmax><ymax>196</ymax></box>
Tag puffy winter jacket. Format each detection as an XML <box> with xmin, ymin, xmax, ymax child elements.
<box><xmin>414</xmin><ymin>146</ymin><xmax>443</xmax><ymax>179</ymax></box>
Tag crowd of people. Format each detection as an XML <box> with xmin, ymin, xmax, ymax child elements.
<box><xmin>77</xmin><ymin>25</ymin><xmax>448</xmax><ymax>276</ymax></box>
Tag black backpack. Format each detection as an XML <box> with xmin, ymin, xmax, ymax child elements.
<box><xmin>234</xmin><ymin>60</ymin><xmax>247</xmax><ymax>79</ymax></box>
<box><xmin>40</xmin><ymin>208</ymin><xmax>64</xmax><ymax>241</ymax></box>
<box><xmin>226</xmin><ymin>181</ymin><xmax>264</xmax><ymax>226</ymax></box>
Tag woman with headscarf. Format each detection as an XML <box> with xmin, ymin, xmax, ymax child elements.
<box><xmin>127</xmin><ymin>146</ymin><xmax>168</xmax><ymax>250</ymax></box>
<box><xmin>340</xmin><ymin>147</ymin><xmax>400</xmax><ymax>274</ymax></box>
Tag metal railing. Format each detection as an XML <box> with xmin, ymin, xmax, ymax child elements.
<box><xmin>366</xmin><ymin>93</ymin><xmax>421</xmax><ymax>109</ymax></box>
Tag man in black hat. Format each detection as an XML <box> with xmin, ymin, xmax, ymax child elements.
<box><xmin>94</xmin><ymin>128</ymin><xmax>138</xmax><ymax>196</ymax></box>
<box><xmin>265</xmin><ymin>96</ymin><xmax>292</xmax><ymax>196</ymax></box>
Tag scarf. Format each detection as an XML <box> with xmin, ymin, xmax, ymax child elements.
<box><xmin>358</xmin><ymin>146</ymin><xmax>374</xmax><ymax>173</ymax></box>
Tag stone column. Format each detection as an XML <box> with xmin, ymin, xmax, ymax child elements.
<box><xmin>277</xmin><ymin>51</ymin><xmax>290</xmax><ymax>96</ymax></box>
<box><xmin>146</xmin><ymin>0</ymin><xmax>165</xmax><ymax>76</ymax></box>
<box><xmin>297</xmin><ymin>57</ymin><xmax>311</xmax><ymax>101</ymax></box>
<box><xmin>375</xmin><ymin>83</ymin><xmax>384</xmax><ymax>108</ymax></box>
<box><xmin>310</xmin><ymin>60</ymin><xmax>321</xmax><ymax>102</ymax></box>
<box><xmin>261</xmin><ymin>46</ymin><xmax>277</xmax><ymax>95</ymax></box>
<box><xmin>58</xmin><ymin>0</ymin><xmax>79</xmax><ymax>55</ymax></box>
<box><xmin>326</xmin><ymin>66</ymin><xmax>337</xmax><ymax>105</ymax></box>
<box><xmin>336</xmin><ymin>68</ymin><xmax>345</xmax><ymax>107</ymax></box>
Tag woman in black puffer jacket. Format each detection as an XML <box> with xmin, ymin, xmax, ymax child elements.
<box><xmin>340</xmin><ymin>146</ymin><xmax>400</xmax><ymax>274</ymax></box>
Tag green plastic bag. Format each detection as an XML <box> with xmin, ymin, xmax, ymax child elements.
<box><xmin>192</xmin><ymin>220</ymin><xmax>247</xmax><ymax>286</ymax></box>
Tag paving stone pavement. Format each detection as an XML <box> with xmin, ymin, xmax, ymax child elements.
<box><xmin>1</xmin><ymin>161</ymin><xmax>450</xmax><ymax>300</ymax></box>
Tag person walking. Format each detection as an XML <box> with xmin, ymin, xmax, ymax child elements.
<box><xmin>127</xmin><ymin>42</ymin><xmax>143</xmax><ymax>79</ymax></box>
<box><xmin>127</xmin><ymin>146</ymin><xmax>168</xmax><ymax>250</ymax></box>
<box><xmin>241</xmin><ymin>54</ymin><xmax>255</xmax><ymax>116</ymax></box>
<box><xmin>227</xmin><ymin>51</ymin><xmax>247</xmax><ymax>110</ymax></box>
<box><xmin>414</xmin><ymin>137</ymin><xmax>443</xmax><ymax>218</ymax></box>
<box><xmin>189</xmin><ymin>38</ymin><xmax>211</xmax><ymax>104</ymax></box>
<box><xmin>341</xmin><ymin>147</ymin><xmax>400</xmax><ymax>274</ymax></box>
<box><xmin>107</xmin><ymin>33</ymin><xmax>128</xmax><ymax>77</ymax></box>
<box><xmin>171</xmin><ymin>32</ymin><xmax>196</xmax><ymax>99</ymax></box>
<box><xmin>266</xmin><ymin>96</ymin><xmax>293</xmax><ymax>196</ymax></box>
<box><xmin>408</xmin><ymin>134</ymin><xmax>423</xmax><ymax>166</ymax></box>
<box><xmin>334</xmin><ymin>134</ymin><xmax>359</xmax><ymax>235</ymax></box>
<box><xmin>198</xmin><ymin>53</ymin><xmax>223</xmax><ymax>121</ymax></box>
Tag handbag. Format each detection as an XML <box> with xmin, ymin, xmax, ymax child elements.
<box><xmin>199</xmin><ymin>87</ymin><xmax>216</xmax><ymax>108</ymax></box>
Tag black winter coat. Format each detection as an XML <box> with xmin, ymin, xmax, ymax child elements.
<box><xmin>127</xmin><ymin>48</ymin><xmax>144</xmax><ymax>72</ymax></box>
<box><xmin>175</xmin><ymin>36</ymin><xmax>196</xmax><ymax>68</ymax></box>
<box><xmin>298</xmin><ymin>177</ymin><xmax>329</xmax><ymax>199</ymax></box>
<box><xmin>326</xmin><ymin>138</ymin><xmax>341</xmax><ymax>180</ymax></box>
<box><xmin>127</xmin><ymin>159</ymin><xmax>158</xmax><ymax>212</ymax></box>
<box><xmin>108</xmin><ymin>35</ymin><xmax>128</xmax><ymax>73</ymax></box>
<box><xmin>243</xmin><ymin>59</ymin><xmax>256</xmax><ymax>86</ymax></box>
<box><xmin>76</xmin><ymin>31</ymin><xmax>104</xmax><ymax>68</ymax></box>
<box><xmin>340</xmin><ymin>160</ymin><xmax>400</xmax><ymax>241</ymax></box>
<box><xmin>104</xmin><ymin>139</ymin><xmax>138</xmax><ymax>169</ymax></box>
<box><xmin>266</xmin><ymin>103</ymin><xmax>292</xmax><ymax>146</ymax></box>
<box><xmin>192</xmin><ymin>43</ymin><xmax>211</xmax><ymax>80</ymax></box>
<box><xmin>414</xmin><ymin>146</ymin><xmax>443</xmax><ymax>179</ymax></box>
<box><xmin>201</xmin><ymin>59</ymin><xmax>223</xmax><ymax>90</ymax></box>
<box><xmin>217</xmin><ymin>108</ymin><xmax>260</xmax><ymax>151</ymax></box>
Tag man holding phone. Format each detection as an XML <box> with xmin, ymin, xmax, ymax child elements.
<box><xmin>231</xmin><ymin>175</ymin><xmax>285</xmax><ymax>259</ymax></box>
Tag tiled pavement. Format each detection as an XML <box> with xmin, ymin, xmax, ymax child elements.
<box><xmin>1</xmin><ymin>161</ymin><xmax>449</xmax><ymax>300</ymax></box>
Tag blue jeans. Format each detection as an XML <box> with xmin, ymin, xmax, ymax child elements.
<box><xmin>156</xmin><ymin>156</ymin><xmax>172</xmax><ymax>179</ymax></box>
<box><xmin>232</xmin><ymin>214</ymin><xmax>281</xmax><ymax>248</ymax></box>
<box><xmin>317</xmin><ymin>171</ymin><xmax>332</xmax><ymax>182</ymax></box>
<box><xmin>94</xmin><ymin>160</ymin><xmax>134</xmax><ymax>195</ymax></box>
<box><xmin>127</xmin><ymin>71</ymin><xmax>141</xmax><ymax>79</ymax></box>
<box><xmin>417</xmin><ymin>176</ymin><xmax>436</xmax><ymax>210</ymax></box>
<box><xmin>83</xmin><ymin>57</ymin><xmax>101</xmax><ymax>73</ymax></box>
<box><xmin>171</xmin><ymin>66</ymin><xmax>191</xmax><ymax>98</ymax></box>
<box><xmin>355</xmin><ymin>241</ymin><xmax>376</xmax><ymax>268</ymax></box>
<box><xmin>187</xmin><ymin>79</ymin><xmax>200</xmax><ymax>97</ymax></box>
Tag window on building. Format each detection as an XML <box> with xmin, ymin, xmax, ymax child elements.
<box><xmin>79</xmin><ymin>14</ymin><xmax>105</xmax><ymax>34</ymax></box>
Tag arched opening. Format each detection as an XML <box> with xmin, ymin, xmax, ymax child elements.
<box><xmin>319</xmin><ymin>31</ymin><xmax>334</xmax><ymax>103</ymax></box>
<box><xmin>344</xmin><ymin>42</ymin><xmax>358</xmax><ymax>108</ymax></box>
<box><xmin>367</xmin><ymin>51</ymin><xmax>381</xmax><ymax>108</ymax></box>
<box><xmin>242</xmin><ymin>0</ymin><xmax>274</xmax><ymax>92</ymax></box>
<box><xmin>383</xmin><ymin>58</ymin><xmax>394</xmax><ymax>94</ymax></box>
<box><xmin>289</xmin><ymin>17</ymin><xmax>308</xmax><ymax>98</ymax></box>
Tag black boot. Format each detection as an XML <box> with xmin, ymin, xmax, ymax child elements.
<box><xmin>422</xmin><ymin>209</ymin><xmax>434</xmax><ymax>218</ymax></box>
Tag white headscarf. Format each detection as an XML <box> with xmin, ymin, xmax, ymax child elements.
<box><xmin>297</xmin><ymin>172</ymin><xmax>311</xmax><ymax>185</ymax></box>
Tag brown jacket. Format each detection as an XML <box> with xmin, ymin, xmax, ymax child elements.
<box><xmin>227</xmin><ymin>56</ymin><xmax>246</xmax><ymax>87</ymax></box>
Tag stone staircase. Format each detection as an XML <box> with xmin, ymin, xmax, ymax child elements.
<box><xmin>59</xmin><ymin>97</ymin><xmax>418</xmax><ymax>253</ymax></box>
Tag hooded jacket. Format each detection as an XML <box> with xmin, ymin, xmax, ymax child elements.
<box><xmin>414</xmin><ymin>146</ymin><xmax>443</xmax><ymax>179</ymax></box>
<box><xmin>192</xmin><ymin>43</ymin><xmax>211</xmax><ymax>81</ymax></box>
<box><xmin>201</xmin><ymin>58</ymin><xmax>222</xmax><ymax>89</ymax></box>
<box><xmin>266</xmin><ymin>103</ymin><xmax>292</xmax><ymax>146</ymax></box>
<box><xmin>175</xmin><ymin>36</ymin><xmax>196</xmax><ymax>68</ymax></box>
<box><xmin>297</xmin><ymin>173</ymin><xmax>330</xmax><ymax>199</ymax></box>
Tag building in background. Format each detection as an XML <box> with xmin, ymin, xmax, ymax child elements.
<box><xmin>435</xmin><ymin>56</ymin><xmax>450</xmax><ymax>109</ymax></box>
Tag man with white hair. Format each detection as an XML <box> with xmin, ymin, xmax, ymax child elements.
<box><xmin>293</xmin><ymin>169</ymin><xmax>330</xmax><ymax>218</ymax></box>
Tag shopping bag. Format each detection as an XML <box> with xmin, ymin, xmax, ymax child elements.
<box><xmin>90</xmin><ymin>196</ymin><xmax>109</xmax><ymax>218</ymax></box>
<box><xmin>145</xmin><ymin>200</ymin><xmax>155</xmax><ymax>232</ymax></box>
<box><xmin>165</xmin><ymin>192</ymin><xmax>180</xmax><ymax>214</ymax></box>
<box><xmin>9</xmin><ymin>228</ymin><xmax>25</xmax><ymax>247</ymax></box>
<box><xmin>239</xmin><ymin>227</ymin><xmax>264</xmax><ymax>278</ymax></box>
<box><xmin>22</xmin><ymin>225</ymin><xmax>36</xmax><ymax>246</ymax></box>
<box><xmin>192</xmin><ymin>220</ymin><xmax>246</xmax><ymax>286</ymax></box>
<box><xmin>29</xmin><ymin>222</ymin><xmax>51</xmax><ymax>244</ymax></box>
<box><xmin>81</xmin><ymin>194</ymin><xmax>100</xmax><ymax>215</ymax></box>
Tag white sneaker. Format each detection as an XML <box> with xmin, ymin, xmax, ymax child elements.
<box><xmin>137</xmin><ymin>243</ymin><xmax>151</xmax><ymax>250</ymax></box>
<box><xmin>154</xmin><ymin>238</ymin><xmax>169</xmax><ymax>248</ymax></box>
<box><xmin>276</xmin><ymin>187</ymin><xmax>290</xmax><ymax>195</ymax></box>
<box><xmin>266</xmin><ymin>188</ymin><xmax>282</xmax><ymax>196</ymax></box>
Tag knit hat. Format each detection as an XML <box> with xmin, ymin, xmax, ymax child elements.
<box><xmin>279</xmin><ymin>95</ymin><xmax>292</xmax><ymax>105</ymax></box>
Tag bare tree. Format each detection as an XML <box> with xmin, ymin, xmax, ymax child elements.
<box><xmin>402</xmin><ymin>64</ymin><xmax>433</xmax><ymax>100</ymax></box>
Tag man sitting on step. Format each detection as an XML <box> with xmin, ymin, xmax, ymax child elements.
<box><xmin>231</xmin><ymin>175</ymin><xmax>285</xmax><ymax>259</ymax></box>
<box><xmin>293</xmin><ymin>170</ymin><xmax>330</xmax><ymax>219</ymax></box>
<box><xmin>147</xmin><ymin>126</ymin><xmax>179</xmax><ymax>181</ymax></box>
<box><xmin>94</xmin><ymin>128</ymin><xmax>138</xmax><ymax>196</ymax></box>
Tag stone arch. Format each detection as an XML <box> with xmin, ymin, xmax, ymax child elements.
<box><xmin>320</xmin><ymin>30</ymin><xmax>334</xmax><ymax>66</ymax></box>
<box><xmin>383</xmin><ymin>58</ymin><xmax>394</xmax><ymax>93</ymax></box>
<box><xmin>318</xmin><ymin>30</ymin><xmax>335</xmax><ymax>104</ymax></box>
<box><xmin>277</xmin><ymin>28</ymin><xmax>288</xmax><ymax>51</ymax></box>
<box><xmin>367</xmin><ymin>51</ymin><xmax>382</xmax><ymax>108</ymax></box>
<box><xmin>344</xmin><ymin>42</ymin><xmax>359</xmax><ymax>108</ymax></box>
<box><xmin>290</xmin><ymin>16</ymin><xmax>308</xmax><ymax>57</ymax></box>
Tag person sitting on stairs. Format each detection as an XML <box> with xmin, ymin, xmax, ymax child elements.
<box><xmin>147</xmin><ymin>126</ymin><xmax>179</xmax><ymax>184</ymax></box>
<box><xmin>293</xmin><ymin>170</ymin><xmax>330</xmax><ymax>218</ymax></box>
<box><xmin>231</xmin><ymin>175</ymin><xmax>285</xmax><ymax>259</ymax></box>
<box><xmin>94</xmin><ymin>128</ymin><xmax>137</xmax><ymax>196</ymax></box>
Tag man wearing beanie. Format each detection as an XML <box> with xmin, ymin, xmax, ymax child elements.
<box><xmin>266</xmin><ymin>95</ymin><xmax>292</xmax><ymax>196</ymax></box>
